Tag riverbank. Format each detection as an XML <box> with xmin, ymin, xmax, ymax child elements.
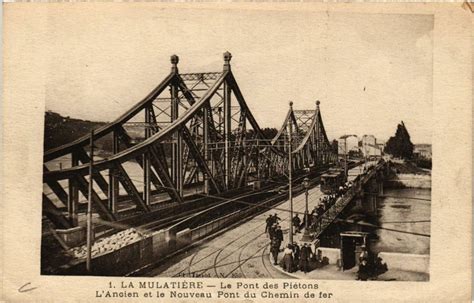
<box><xmin>385</xmin><ymin>174</ymin><xmax>431</xmax><ymax>189</ymax></box>
<box><xmin>388</xmin><ymin>160</ymin><xmax>430</xmax><ymax>175</ymax></box>
<box><xmin>385</xmin><ymin>160</ymin><xmax>431</xmax><ymax>189</ymax></box>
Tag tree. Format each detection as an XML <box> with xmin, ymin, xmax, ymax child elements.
<box><xmin>384</xmin><ymin>121</ymin><xmax>414</xmax><ymax>159</ymax></box>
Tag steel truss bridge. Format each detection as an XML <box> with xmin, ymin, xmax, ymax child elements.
<box><xmin>42</xmin><ymin>52</ymin><xmax>337</xmax><ymax>230</ymax></box>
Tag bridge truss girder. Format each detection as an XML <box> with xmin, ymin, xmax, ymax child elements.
<box><xmin>42</xmin><ymin>53</ymin><xmax>334</xmax><ymax>228</ymax></box>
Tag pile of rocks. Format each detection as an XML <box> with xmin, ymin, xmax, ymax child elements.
<box><xmin>70</xmin><ymin>228</ymin><xmax>145</xmax><ymax>259</ymax></box>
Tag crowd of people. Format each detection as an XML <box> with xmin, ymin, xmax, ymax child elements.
<box><xmin>265</xmin><ymin>213</ymin><xmax>329</xmax><ymax>274</ymax></box>
<box><xmin>278</xmin><ymin>242</ymin><xmax>328</xmax><ymax>273</ymax></box>
<box><xmin>304</xmin><ymin>181</ymin><xmax>354</xmax><ymax>232</ymax></box>
<box><xmin>263</xmin><ymin>179</ymin><xmax>387</xmax><ymax>277</ymax></box>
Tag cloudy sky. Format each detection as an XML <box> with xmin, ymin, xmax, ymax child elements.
<box><xmin>44</xmin><ymin>7</ymin><xmax>433</xmax><ymax>144</ymax></box>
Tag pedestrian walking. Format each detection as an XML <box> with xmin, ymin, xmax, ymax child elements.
<box><xmin>265</xmin><ymin>215</ymin><xmax>273</xmax><ymax>235</ymax></box>
<box><xmin>270</xmin><ymin>237</ymin><xmax>281</xmax><ymax>265</ymax></box>
<box><xmin>269</xmin><ymin>223</ymin><xmax>277</xmax><ymax>239</ymax></box>
<box><xmin>292</xmin><ymin>214</ymin><xmax>301</xmax><ymax>233</ymax></box>
<box><xmin>275</xmin><ymin>225</ymin><xmax>283</xmax><ymax>244</ymax></box>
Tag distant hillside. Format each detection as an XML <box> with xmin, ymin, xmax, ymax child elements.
<box><xmin>44</xmin><ymin>111</ymin><xmax>109</xmax><ymax>151</ymax></box>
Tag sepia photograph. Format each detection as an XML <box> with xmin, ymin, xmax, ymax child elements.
<box><xmin>2</xmin><ymin>3</ymin><xmax>471</xmax><ymax>302</ymax></box>
<box><xmin>40</xmin><ymin>8</ymin><xmax>432</xmax><ymax>282</ymax></box>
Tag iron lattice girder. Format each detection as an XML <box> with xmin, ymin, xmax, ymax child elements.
<box><xmin>74</xmin><ymin>173</ymin><xmax>116</xmax><ymax>222</ymax></box>
<box><xmin>42</xmin><ymin>194</ymin><xmax>71</xmax><ymax>229</ymax></box>
<box><xmin>43</xmin><ymin>165</ymin><xmax>69</xmax><ymax>206</ymax></box>
<box><xmin>270</xmin><ymin>101</ymin><xmax>336</xmax><ymax>171</ymax></box>
<box><xmin>177</xmin><ymin>75</ymin><xmax>226</xmax><ymax>187</ymax></box>
<box><xmin>42</xmin><ymin>72</ymin><xmax>226</xmax><ymax>182</ymax></box>
<box><xmin>116</xmin><ymin>125</ymin><xmax>163</xmax><ymax>191</ymax></box>
<box><xmin>114</xmin><ymin>162</ymin><xmax>150</xmax><ymax>212</ymax></box>
<box><xmin>179</xmin><ymin>72</ymin><xmax>223</xmax><ymax>81</ymax></box>
<box><xmin>181</xmin><ymin>126</ymin><xmax>221</xmax><ymax>194</ymax></box>
<box><xmin>43</xmin><ymin>73</ymin><xmax>176</xmax><ymax>162</ymax></box>
<box><xmin>148</xmin><ymin>145</ymin><xmax>183</xmax><ymax>203</ymax></box>
<box><xmin>42</xmin><ymin>56</ymin><xmax>338</xmax><ymax>230</ymax></box>
<box><xmin>75</xmin><ymin>148</ymin><xmax>110</xmax><ymax>198</ymax></box>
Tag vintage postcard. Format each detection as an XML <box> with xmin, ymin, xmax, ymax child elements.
<box><xmin>1</xmin><ymin>2</ymin><xmax>472</xmax><ymax>302</ymax></box>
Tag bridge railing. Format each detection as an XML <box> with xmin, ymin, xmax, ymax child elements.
<box><xmin>309</xmin><ymin>163</ymin><xmax>383</xmax><ymax>238</ymax></box>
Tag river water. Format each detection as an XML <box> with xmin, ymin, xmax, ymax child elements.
<box><xmin>319</xmin><ymin>186</ymin><xmax>431</xmax><ymax>255</ymax></box>
<box><xmin>371</xmin><ymin>187</ymin><xmax>431</xmax><ymax>255</ymax></box>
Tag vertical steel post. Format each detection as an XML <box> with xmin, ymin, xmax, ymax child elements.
<box><xmin>171</xmin><ymin>90</ymin><xmax>177</xmax><ymax>185</ymax></box>
<box><xmin>143</xmin><ymin>107</ymin><xmax>151</xmax><ymax>205</ymax></box>
<box><xmin>177</xmin><ymin>129</ymin><xmax>183</xmax><ymax>197</ymax></box>
<box><xmin>223</xmin><ymin>52</ymin><xmax>232</xmax><ymax>189</ymax></box>
<box><xmin>256</xmin><ymin>138</ymin><xmax>260</xmax><ymax>180</ymax></box>
<box><xmin>108</xmin><ymin>130</ymin><xmax>119</xmax><ymax>213</ymax></box>
<box><xmin>315</xmin><ymin>101</ymin><xmax>320</xmax><ymax>165</ymax></box>
<box><xmin>203</xmin><ymin>106</ymin><xmax>209</xmax><ymax>194</ymax></box>
<box><xmin>170</xmin><ymin>55</ymin><xmax>183</xmax><ymax>198</ymax></box>
<box><xmin>242</xmin><ymin>117</ymin><xmax>247</xmax><ymax>185</ymax></box>
<box><xmin>86</xmin><ymin>129</ymin><xmax>94</xmax><ymax>273</ymax></box>
<box><xmin>305</xmin><ymin>188</ymin><xmax>309</xmax><ymax>230</ymax></box>
<box><xmin>288</xmin><ymin>101</ymin><xmax>294</xmax><ymax>244</ymax></box>
<box><xmin>68</xmin><ymin>152</ymin><xmax>79</xmax><ymax>225</ymax></box>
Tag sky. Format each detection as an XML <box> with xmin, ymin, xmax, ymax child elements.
<box><xmin>44</xmin><ymin>8</ymin><xmax>433</xmax><ymax>144</ymax></box>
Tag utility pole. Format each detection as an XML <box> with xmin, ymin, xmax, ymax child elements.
<box><xmin>86</xmin><ymin>129</ymin><xmax>94</xmax><ymax>273</ymax></box>
<box><xmin>344</xmin><ymin>138</ymin><xmax>348</xmax><ymax>180</ymax></box>
<box><xmin>288</xmin><ymin>101</ymin><xmax>294</xmax><ymax>244</ymax></box>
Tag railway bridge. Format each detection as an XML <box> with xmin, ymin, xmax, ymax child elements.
<box><xmin>42</xmin><ymin>52</ymin><xmax>336</xmax><ymax>230</ymax></box>
<box><xmin>41</xmin><ymin>53</ymin><xmax>386</xmax><ymax>276</ymax></box>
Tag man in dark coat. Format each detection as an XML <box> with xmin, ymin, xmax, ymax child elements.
<box><xmin>292</xmin><ymin>214</ymin><xmax>301</xmax><ymax>233</ymax></box>
<box><xmin>275</xmin><ymin>225</ymin><xmax>284</xmax><ymax>244</ymax></box>
<box><xmin>265</xmin><ymin>215</ymin><xmax>273</xmax><ymax>235</ymax></box>
<box><xmin>299</xmin><ymin>243</ymin><xmax>311</xmax><ymax>273</ymax></box>
<box><xmin>269</xmin><ymin>223</ymin><xmax>277</xmax><ymax>239</ymax></box>
<box><xmin>270</xmin><ymin>237</ymin><xmax>281</xmax><ymax>265</ymax></box>
<box><xmin>292</xmin><ymin>242</ymin><xmax>300</xmax><ymax>268</ymax></box>
<box><xmin>357</xmin><ymin>259</ymin><xmax>371</xmax><ymax>281</ymax></box>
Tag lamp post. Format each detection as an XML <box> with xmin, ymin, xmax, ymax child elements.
<box><xmin>301</xmin><ymin>177</ymin><xmax>312</xmax><ymax>242</ymax></box>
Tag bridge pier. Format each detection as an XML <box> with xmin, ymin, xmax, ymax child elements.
<box><xmin>361</xmin><ymin>177</ymin><xmax>379</xmax><ymax>216</ymax></box>
<box><xmin>377</xmin><ymin>170</ymin><xmax>384</xmax><ymax>196</ymax></box>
